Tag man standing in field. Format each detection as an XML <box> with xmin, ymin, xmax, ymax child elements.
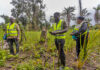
<box><xmin>71</xmin><ymin>16</ymin><xmax>89</xmax><ymax>60</ymax></box>
<box><xmin>6</xmin><ymin>17</ymin><xmax>20</xmax><ymax>55</ymax></box>
<box><xmin>49</xmin><ymin>12</ymin><xmax>68</xmax><ymax>68</ymax></box>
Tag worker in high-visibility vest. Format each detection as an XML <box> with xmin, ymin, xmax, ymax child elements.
<box><xmin>49</xmin><ymin>12</ymin><xmax>68</xmax><ymax>68</ymax></box>
<box><xmin>71</xmin><ymin>16</ymin><xmax>89</xmax><ymax>60</ymax></box>
<box><xmin>6</xmin><ymin>17</ymin><xmax>20</xmax><ymax>55</ymax></box>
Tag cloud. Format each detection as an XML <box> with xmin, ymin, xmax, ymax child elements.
<box><xmin>0</xmin><ymin>0</ymin><xmax>13</xmax><ymax>16</ymax></box>
<box><xmin>0</xmin><ymin>0</ymin><xmax>100</xmax><ymax>23</ymax></box>
<box><xmin>0</xmin><ymin>0</ymin><xmax>13</xmax><ymax>23</ymax></box>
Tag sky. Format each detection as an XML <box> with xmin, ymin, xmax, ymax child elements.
<box><xmin>44</xmin><ymin>0</ymin><xmax>100</xmax><ymax>16</ymax></box>
<box><xmin>0</xmin><ymin>0</ymin><xmax>100</xmax><ymax>25</ymax></box>
<box><xmin>0</xmin><ymin>0</ymin><xmax>13</xmax><ymax>23</ymax></box>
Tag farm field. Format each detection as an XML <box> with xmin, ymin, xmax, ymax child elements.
<box><xmin>0</xmin><ymin>29</ymin><xmax>100</xmax><ymax>70</ymax></box>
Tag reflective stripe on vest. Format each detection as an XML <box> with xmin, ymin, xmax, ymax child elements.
<box><xmin>7</xmin><ymin>23</ymin><xmax>18</xmax><ymax>37</ymax></box>
<box><xmin>53</xmin><ymin>20</ymin><xmax>65</xmax><ymax>39</ymax></box>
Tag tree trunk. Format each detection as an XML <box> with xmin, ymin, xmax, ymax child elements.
<box><xmin>39</xmin><ymin>27</ymin><xmax>47</xmax><ymax>47</ymax></box>
<box><xmin>95</xmin><ymin>10</ymin><xmax>99</xmax><ymax>24</ymax></box>
<box><xmin>67</xmin><ymin>13</ymin><xmax>71</xmax><ymax>27</ymax></box>
<box><xmin>79</xmin><ymin>0</ymin><xmax>82</xmax><ymax>16</ymax></box>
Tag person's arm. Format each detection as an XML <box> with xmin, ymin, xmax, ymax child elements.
<box><xmin>16</xmin><ymin>24</ymin><xmax>20</xmax><ymax>39</ymax></box>
<box><xmin>51</xmin><ymin>21</ymin><xmax>68</xmax><ymax>35</ymax></box>
<box><xmin>73</xmin><ymin>22</ymin><xmax>88</xmax><ymax>35</ymax></box>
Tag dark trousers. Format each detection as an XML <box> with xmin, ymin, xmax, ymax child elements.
<box><xmin>55</xmin><ymin>39</ymin><xmax>65</xmax><ymax>66</ymax></box>
<box><xmin>76</xmin><ymin>33</ymin><xmax>89</xmax><ymax>59</ymax></box>
<box><xmin>7</xmin><ymin>38</ymin><xmax>19</xmax><ymax>55</ymax></box>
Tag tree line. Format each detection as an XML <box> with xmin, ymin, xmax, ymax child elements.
<box><xmin>0</xmin><ymin>0</ymin><xmax>100</xmax><ymax>30</ymax></box>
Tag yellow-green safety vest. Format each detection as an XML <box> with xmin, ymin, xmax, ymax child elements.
<box><xmin>7</xmin><ymin>23</ymin><xmax>18</xmax><ymax>37</ymax></box>
<box><xmin>52</xmin><ymin>20</ymin><xmax>66</xmax><ymax>39</ymax></box>
<box><xmin>74</xmin><ymin>22</ymin><xmax>88</xmax><ymax>36</ymax></box>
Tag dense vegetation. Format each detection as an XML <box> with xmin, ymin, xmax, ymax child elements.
<box><xmin>0</xmin><ymin>27</ymin><xmax>100</xmax><ymax>70</ymax></box>
<box><xmin>0</xmin><ymin>0</ymin><xmax>100</xmax><ymax>70</ymax></box>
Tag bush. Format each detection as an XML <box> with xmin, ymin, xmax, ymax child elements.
<box><xmin>0</xmin><ymin>50</ymin><xmax>7</xmax><ymax>67</ymax></box>
<box><xmin>16</xmin><ymin>59</ymin><xmax>43</xmax><ymax>70</ymax></box>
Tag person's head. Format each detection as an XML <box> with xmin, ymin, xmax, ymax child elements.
<box><xmin>10</xmin><ymin>17</ymin><xmax>15</xmax><ymax>23</ymax></box>
<box><xmin>77</xmin><ymin>16</ymin><xmax>84</xmax><ymax>24</ymax></box>
<box><xmin>54</xmin><ymin>12</ymin><xmax>60</xmax><ymax>22</ymax></box>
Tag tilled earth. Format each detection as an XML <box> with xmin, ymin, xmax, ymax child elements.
<box><xmin>0</xmin><ymin>45</ymin><xmax>100</xmax><ymax>70</ymax></box>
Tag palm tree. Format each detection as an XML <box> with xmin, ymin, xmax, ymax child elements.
<box><xmin>93</xmin><ymin>5</ymin><xmax>100</xmax><ymax>24</ymax></box>
<box><xmin>79</xmin><ymin>0</ymin><xmax>91</xmax><ymax>17</ymax></box>
<box><xmin>81</xmin><ymin>8</ymin><xmax>91</xmax><ymax>17</ymax></box>
<box><xmin>62</xmin><ymin>7</ymin><xmax>75</xmax><ymax>27</ymax></box>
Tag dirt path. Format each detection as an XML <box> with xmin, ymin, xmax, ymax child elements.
<box><xmin>0</xmin><ymin>46</ymin><xmax>100</xmax><ymax>70</ymax></box>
